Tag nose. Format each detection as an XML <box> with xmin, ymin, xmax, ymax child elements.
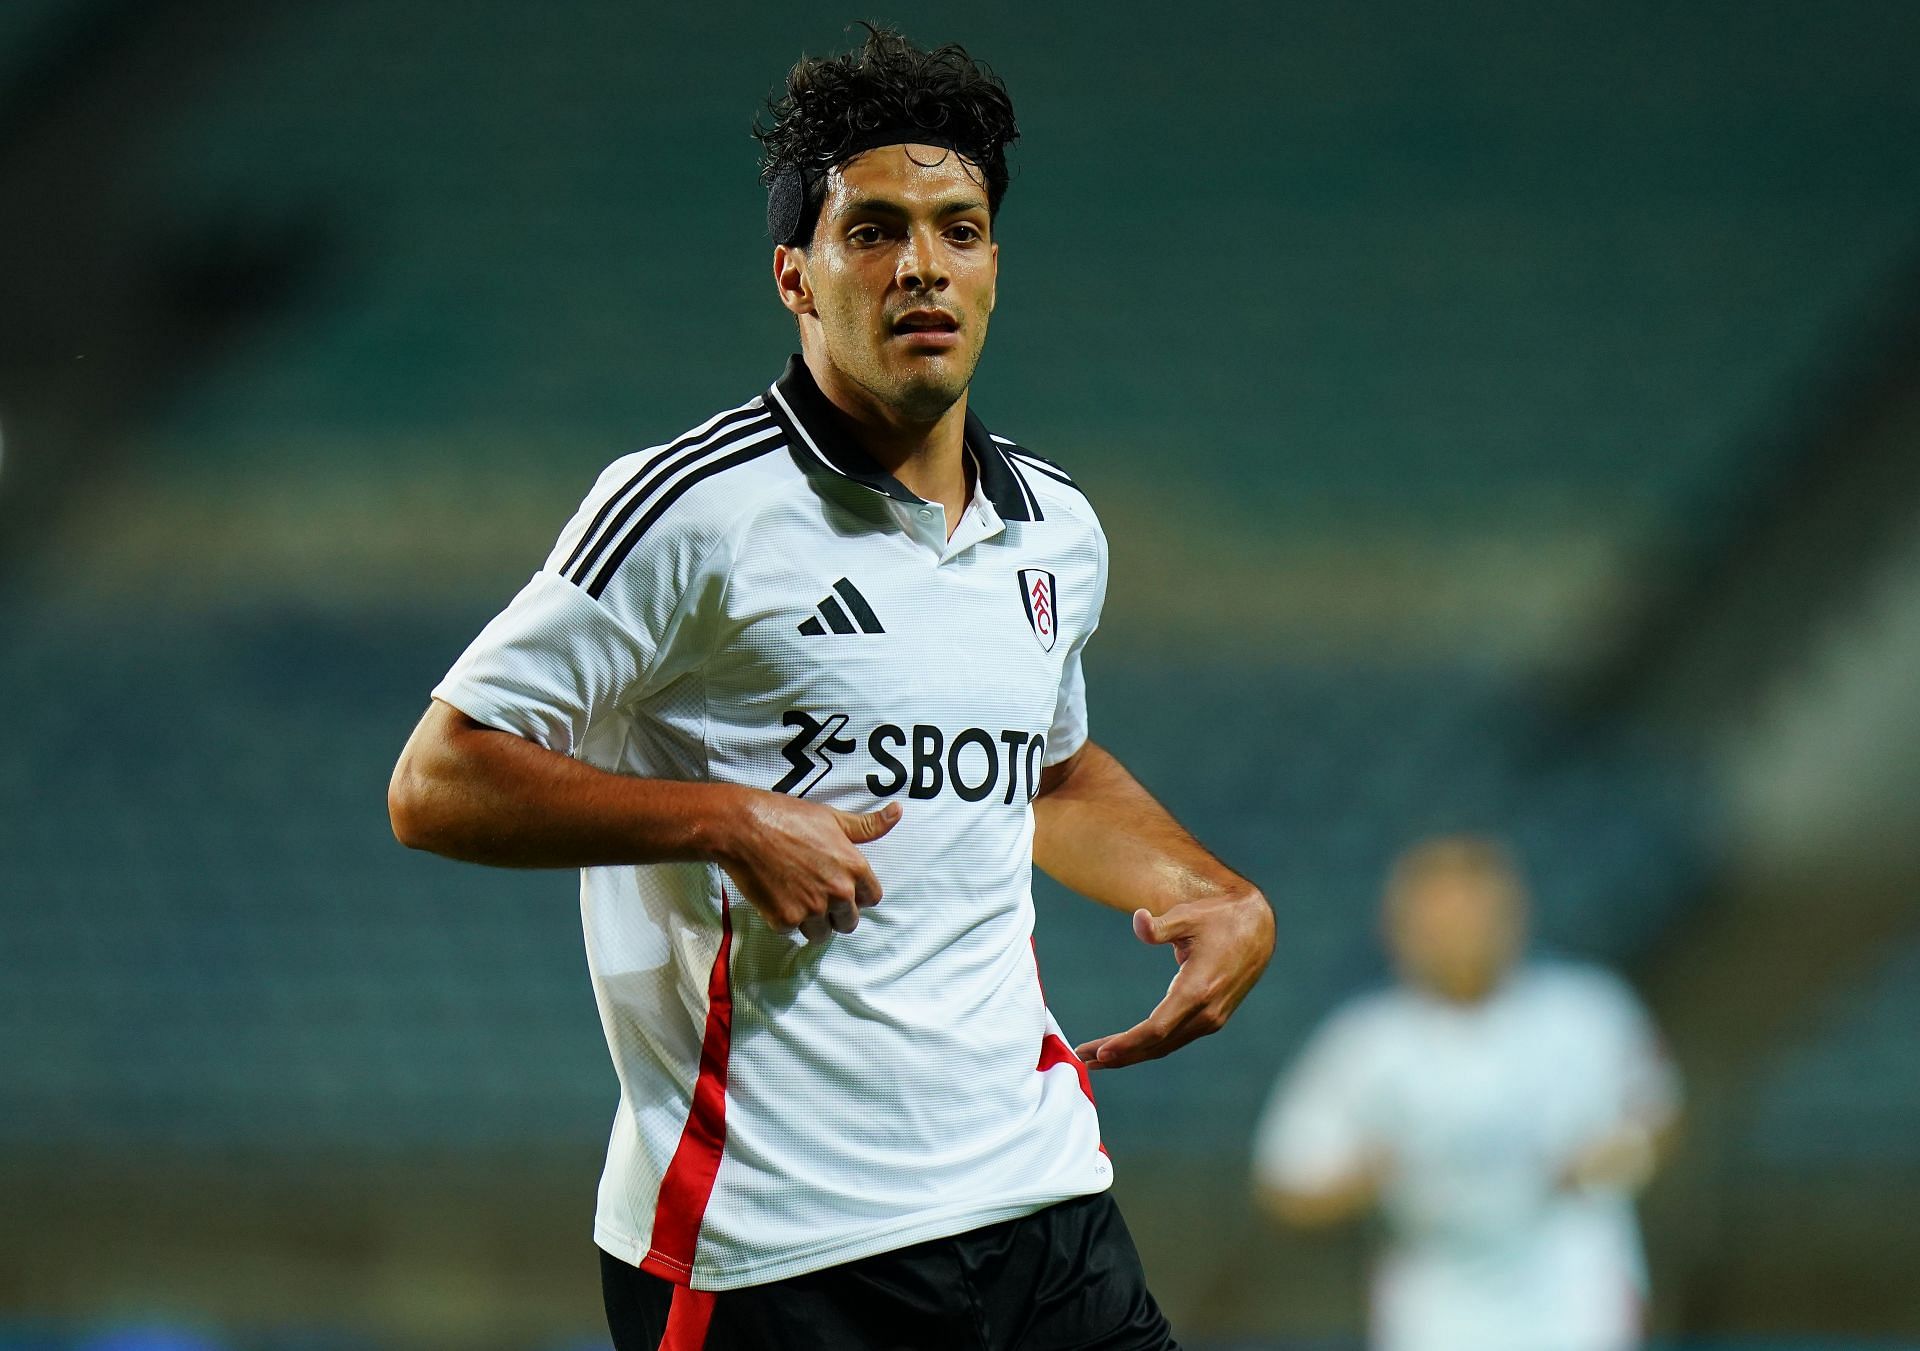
<box><xmin>895</xmin><ymin>225</ymin><xmax>950</xmax><ymax>294</ymax></box>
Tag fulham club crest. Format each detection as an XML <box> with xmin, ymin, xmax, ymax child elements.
<box><xmin>1017</xmin><ymin>568</ymin><xmax>1059</xmax><ymax>651</ymax></box>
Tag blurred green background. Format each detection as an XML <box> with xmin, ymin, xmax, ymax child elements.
<box><xmin>2</xmin><ymin>1</ymin><xmax>1918</xmax><ymax>1347</ymax></box>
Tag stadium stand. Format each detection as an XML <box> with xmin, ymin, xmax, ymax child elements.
<box><xmin>0</xmin><ymin>0</ymin><xmax>88</xmax><ymax>82</ymax></box>
<box><xmin>0</xmin><ymin>615</ymin><xmax>1707</xmax><ymax>1158</ymax></box>
<box><xmin>4</xmin><ymin>0</ymin><xmax>1917</xmax><ymax>1344</ymax></box>
<box><xmin>0</xmin><ymin>3</ymin><xmax>67</xmax><ymax>70</ymax></box>
<box><xmin>1742</xmin><ymin>935</ymin><xmax>1920</xmax><ymax>1171</ymax></box>
<box><xmin>117</xmin><ymin>1</ymin><xmax>1919</xmax><ymax>541</ymax></box>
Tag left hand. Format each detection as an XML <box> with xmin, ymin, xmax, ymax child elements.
<box><xmin>1073</xmin><ymin>890</ymin><xmax>1274</xmax><ymax>1070</ymax></box>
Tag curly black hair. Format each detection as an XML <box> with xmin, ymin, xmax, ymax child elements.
<box><xmin>753</xmin><ymin>24</ymin><xmax>1019</xmax><ymax>245</ymax></box>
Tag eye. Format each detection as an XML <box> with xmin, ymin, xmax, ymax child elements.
<box><xmin>947</xmin><ymin>223</ymin><xmax>984</xmax><ymax>244</ymax></box>
<box><xmin>848</xmin><ymin>224</ymin><xmax>885</xmax><ymax>246</ymax></box>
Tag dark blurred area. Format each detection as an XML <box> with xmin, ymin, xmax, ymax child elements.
<box><xmin>1</xmin><ymin>1</ymin><xmax>1916</xmax><ymax>1347</ymax></box>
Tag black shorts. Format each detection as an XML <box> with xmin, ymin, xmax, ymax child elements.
<box><xmin>601</xmin><ymin>1191</ymin><xmax>1180</xmax><ymax>1351</ymax></box>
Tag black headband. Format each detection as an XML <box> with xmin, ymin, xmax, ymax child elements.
<box><xmin>766</xmin><ymin>126</ymin><xmax>970</xmax><ymax>246</ymax></box>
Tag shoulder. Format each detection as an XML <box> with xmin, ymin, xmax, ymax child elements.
<box><xmin>1313</xmin><ymin>986</ymin><xmax>1410</xmax><ymax>1059</ymax></box>
<box><xmin>553</xmin><ymin>396</ymin><xmax>796</xmax><ymax>596</ymax></box>
<box><xmin>1518</xmin><ymin>961</ymin><xmax>1649</xmax><ymax>1026</ymax></box>
<box><xmin>1272</xmin><ymin>987</ymin><xmax>1404</xmax><ymax>1107</ymax></box>
<box><xmin>990</xmin><ymin>433</ymin><xmax>1098</xmax><ymax>521</ymax></box>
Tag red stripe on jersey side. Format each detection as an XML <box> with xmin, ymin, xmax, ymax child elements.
<box><xmin>657</xmin><ymin>1284</ymin><xmax>718</xmax><ymax>1350</ymax></box>
<box><xmin>1037</xmin><ymin>1031</ymin><xmax>1096</xmax><ymax>1105</ymax></box>
<box><xmin>641</xmin><ymin>900</ymin><xmax>735</xmax><ymax>1282</ymax></box>
<box><xmin>1030</xmin><ymin>938</ymin><xmax>1097</xmax><ymax>1105</ymax></box>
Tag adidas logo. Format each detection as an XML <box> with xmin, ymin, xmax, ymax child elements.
<box><xmin>798</xmin><ymin>578</ymin><xmax>885</xmax><ymax>636</ymax></box>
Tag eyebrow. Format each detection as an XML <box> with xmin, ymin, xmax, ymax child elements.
<box><xmin>836</xmin><ymin>195</ymin><xmax>989</xmax><ymax>222</ymax></box>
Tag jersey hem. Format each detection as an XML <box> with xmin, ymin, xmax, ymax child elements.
<box><xmin>593</xmin><ymin>1173</ymin><xmax>1113</xmax><ymax>1291</ymax></box>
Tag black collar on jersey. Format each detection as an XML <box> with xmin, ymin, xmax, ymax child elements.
<box><xmin>764</xmin><ymin>355</ymin><xmax>1040</xmax><ymax>522</ymax></box>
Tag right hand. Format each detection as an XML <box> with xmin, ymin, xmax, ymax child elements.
<box><xmin>712</xmin><ymin>792</ymin><xmax>902</xmax><ymax>942</ymax></box>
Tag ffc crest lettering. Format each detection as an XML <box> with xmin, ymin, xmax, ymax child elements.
<box><xmin>1017</xmin><ymin>568</ymin><xmax>1059</xmax><ymax>652</ymax></box>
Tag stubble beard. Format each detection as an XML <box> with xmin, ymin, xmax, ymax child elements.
<box><xmin>887</xmin><ymin>309</ymin><xmax>991</xmax><ymax>423</ymax></box>
<box><xmin>885</xmin><ymin>358</ymin><xmax>972</xmax><ymax>423</ymax></box>
<box><xmin>821</xmin><ymin>303</ymin><xmax>985</xmax><ymax>426</ymax></box>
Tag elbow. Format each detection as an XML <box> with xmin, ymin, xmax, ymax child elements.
<box><xmin>1257</xmin><ymin>1183</ymin><xmax>1353</xmax><ymax>1232</ymax></box>
<box><xmin>1253</xmin><ymin>1167</ymin><xmax>1372</xmax><ymax>1230</ymax></box>
<box><xmin>387</xmin><ymin>761</ymin><xmax>428</xmax><ymax>851</ymax></box>
<box><xmin>389</xmin><ymin>701</ymin><xmax>497</xmax><ymax>858</ymax></box>
<box><xmin>387</xmin><ymin>750</ymin><xmax>449</xmax><ymax>854</ymax></box>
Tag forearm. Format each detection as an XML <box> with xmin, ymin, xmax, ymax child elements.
<box><xmin>388</xmin><ymin>698</ymin><xmax>741</xmax><ymax>868</ymax></box>
<box><xmin>1020</xmin><ymin>741</ymin><xmax>1272</xmax><ymax>1066</ymax></box>
<box><xmin>1255</xmin><ymin>1171</ymin><xmax>1381</xmax><ymax>1230</ymax></box>
<box><xmin>1033</xmin><ymin>741</ymin><xmax>1257</xmax><ymax>914</ymax></box>
<box><xmin>1564</xmin><ymin>1108</ymin><xmax>1683</xmax><ymax>1192</ymax></box>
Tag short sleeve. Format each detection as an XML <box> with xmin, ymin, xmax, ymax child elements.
<box><xmin>1252</xmin><ymin>1007</ymin><xmax>1381</xmax><ymax>1194</ymax></box>
<box><xmin>1043</xmin><ymin>518</ymin><xmax>1108</xmax><ymax>767</ymax></box>
<box><xmin>1607</xmin><ymin>979</ymin><xmax>1683</xmax><ymax>1123</ymax></box>
<box><xmin>430</xmin><ymin>456</ymin><xmax>729</xmax><ymax>756</ymax></box>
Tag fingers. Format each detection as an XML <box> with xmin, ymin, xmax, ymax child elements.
<box><xmin>1132</xmin><ymin>906</ymin><xmax>1197</xmax><ymax>947</ymax></box>
<box><xmin>819</xmin><ymin>803</ymin><xmax>896</xmax><ymax>930</ymax></box>
<box><xmin>851</xmin><ymin>859</ymin><xmax>884</xmax><ymax>908</ymax></box>
<box><xmin>793</xmin><ymin>891</ymin><xmax>860</xmax><ymax>942</ymax></box>
<box><xmin>837</xmin><ymin>801</ymin><xmax>903</xmax><ymax>844</ymax></box>
<box><xmin>771</xmin><ymin>863</ymin><xmax>880</xmax><ymax>942</ymax></box>
<box><xmin>1074</xmin><ymin>964</ymin><xmax>1226</xmax><ymax>1069</ymax></box>
<box><xmin>1075</xmin><ymin>1008</ymin><xmax>1199</xmax><ymax>1070</ymax></box>
<box><xmin>1078</xmin><ymin>1017</ymin><xmax>1170</xmax><ymax>1070</ymax></box>
<box><xmin>732</xmin><ymin>795</ymin><xmax>902</xmax><ymax>943</ymax></box>
<box><xmin>1077</xmin><ymin>895</ymin><xmax>1270</xmax><ymax>1068</ymax></box>
<box><xmin>1085</xmin><ymin>1008</ymin><xmax>1173</xmax><ymax>1067</ymax></box>
<box><xmin>729</xmin><ymin>867</ymin><xmax>851</xmax><ymax>944</ymax></box>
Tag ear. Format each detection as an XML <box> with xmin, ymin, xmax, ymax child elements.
<box><xmin>987</xmin><ymin>239</ymin><xmax>999</xmax><ymax>314</ymax></box>
<box><xmin>774</xmin><ymin>244</ymin><xmax>814</xmax><ymax>318</ymax></box>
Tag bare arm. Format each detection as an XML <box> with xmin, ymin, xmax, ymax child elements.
<box><xmin>1032</xmin><ymin>740</ymin><xmax>1274</xmax><ymax>1069</ymax></box>
<box><xmin>1254</xmin><ymin>1162</ymin><xmax>1386</xmax><ymax>1230</ymax></box>
<box><xmin>1561</xmin><ymin>1109</ymin><xmax>1683</xmax><ymax>1194</ymax></box>
<box><xmin>389</xmin><ymin>698</ymin><xmax>899</xmax><ymax>938</ymax></box>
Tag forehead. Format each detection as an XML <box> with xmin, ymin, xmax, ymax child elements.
<box><xmin>822</xmin><ymin>143</ymin><xmax>989</xmax><ymax>212</ymax></box>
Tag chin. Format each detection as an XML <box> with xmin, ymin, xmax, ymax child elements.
<box><xmin>887</xmin><ymin>367</ymin><xmax>969</xmax><ymax>422</ymax></box>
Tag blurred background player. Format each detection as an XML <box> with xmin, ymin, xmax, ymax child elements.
<box><xmin>1251</xmin><ymin>836</ymin><xmax>1681</xmax><ymax>1351</ymax></box>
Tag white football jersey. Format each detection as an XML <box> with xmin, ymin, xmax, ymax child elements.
<box><xmin>1253</xmin><ymin>963</ymin><xmax>1680</xmax><ymax>1351</ymax></box>
<box><xmin>432</xmin><ymin>357</ymin><xmax>1111</xmax><ymax>1290</ymax></box>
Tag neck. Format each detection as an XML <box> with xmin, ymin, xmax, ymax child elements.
<box><xmin>804</xmin><ymin>349</ymin><xmax>973</xmax><ymax>526</ymax></box>
<box><xmin>1420</xmin><ymin>971</ymin><xmax>1505</xmax><ymax>1007</ymax></box>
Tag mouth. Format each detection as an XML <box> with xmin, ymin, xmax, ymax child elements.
<box><xmin>890</xmin><ymin>309</ymin><xmax>962</xmax><ymax>348</ymax></box>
